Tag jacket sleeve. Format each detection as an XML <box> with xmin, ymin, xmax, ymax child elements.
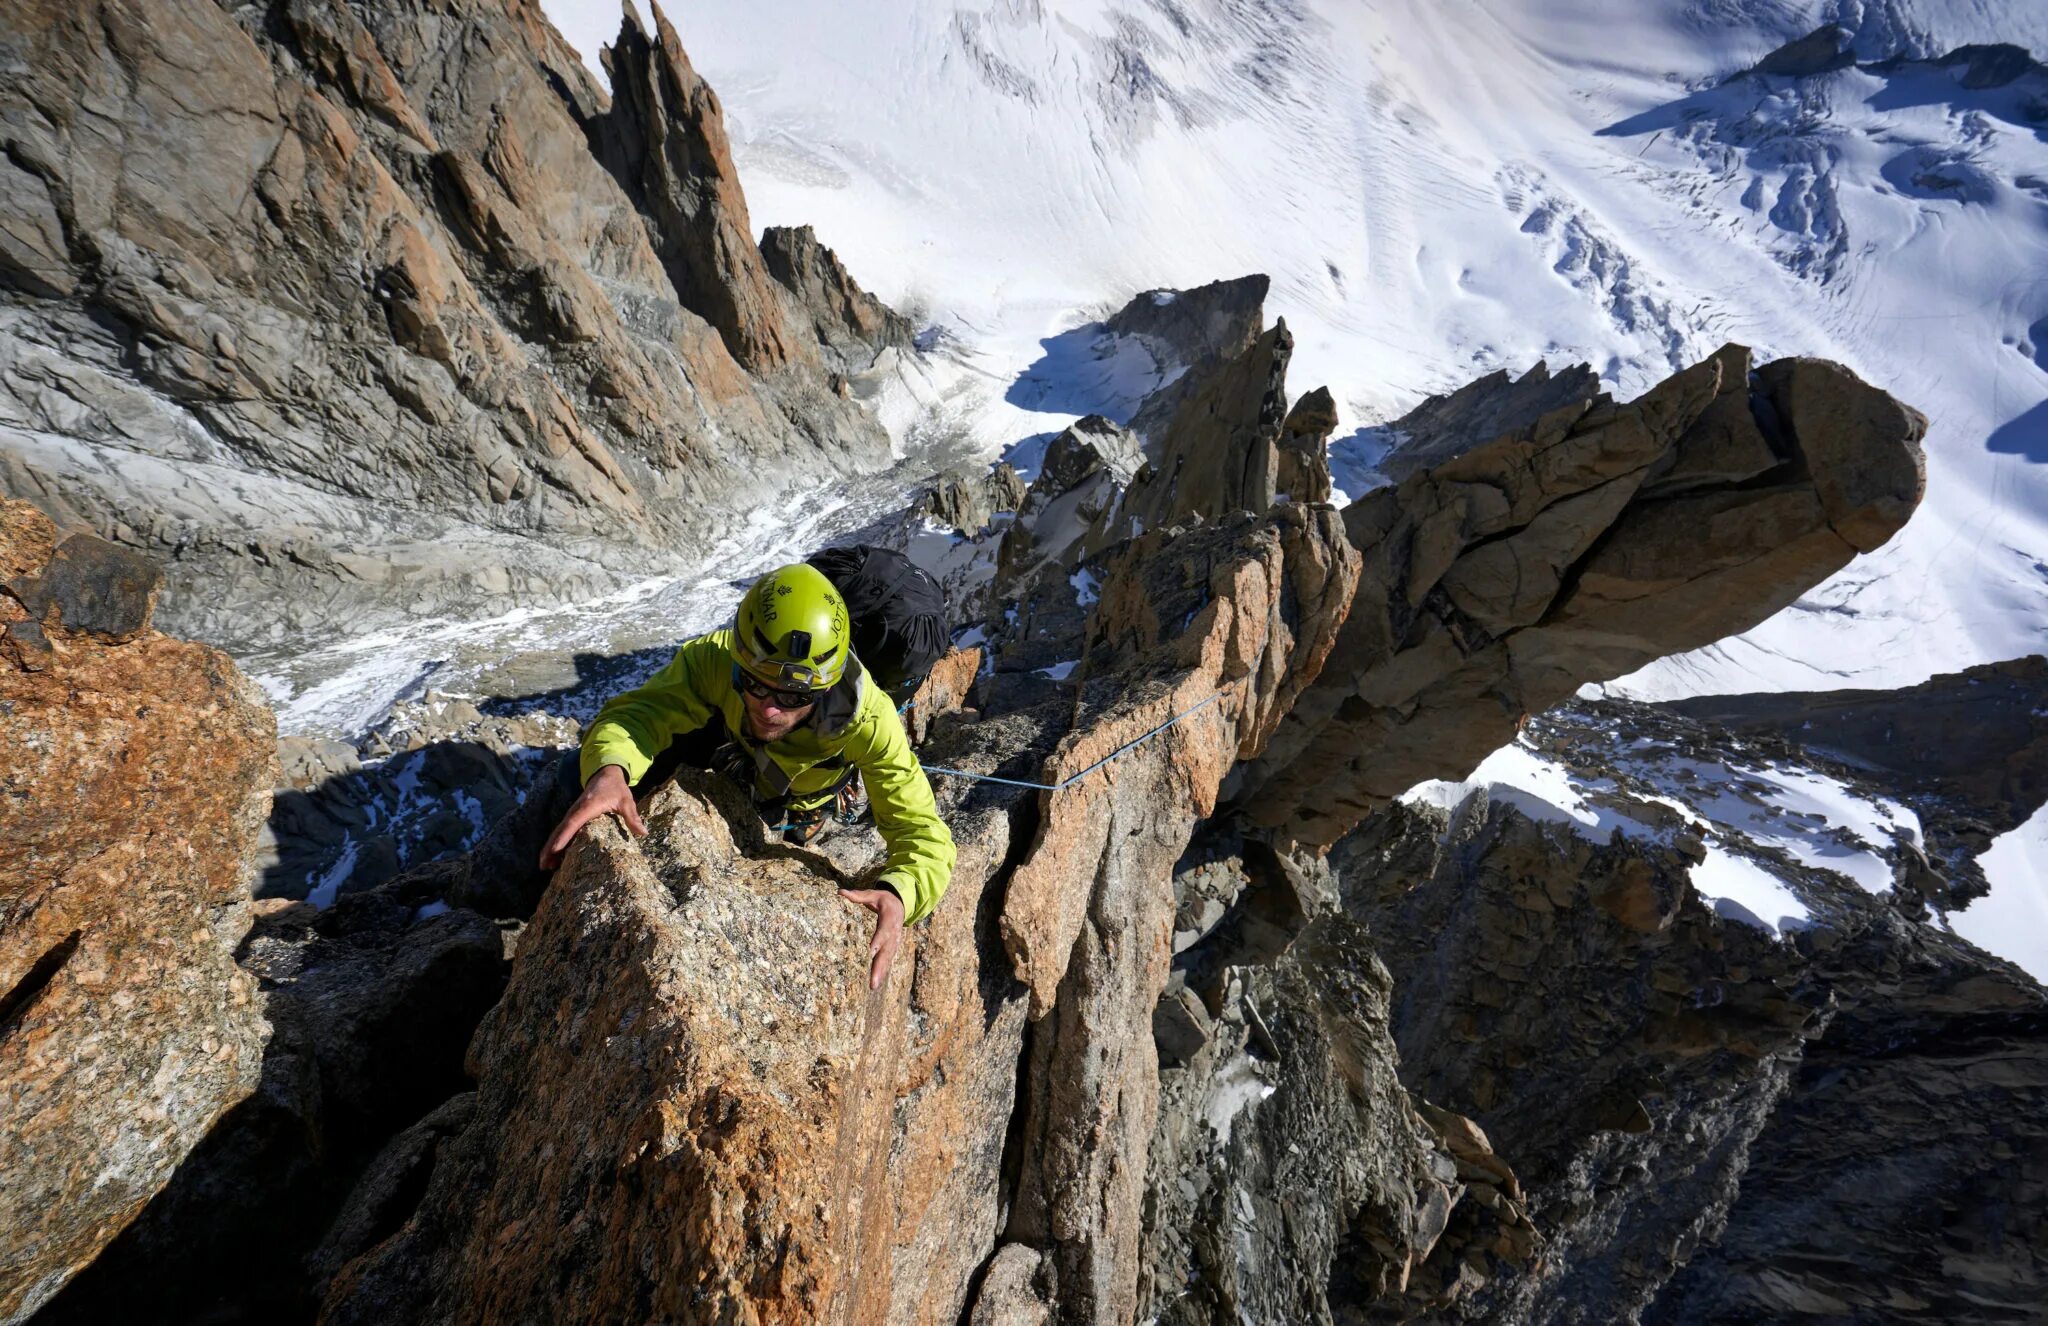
<box><xmin>848</xmin><ymin>696</ymin><xmax>956</xmax><ymax>926</ymax></box>
<box><xmin>579</xmin><ymin>636</ymin><xmax>726</xmax><ymax>787</ymax></box>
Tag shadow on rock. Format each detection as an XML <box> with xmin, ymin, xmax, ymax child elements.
<box><xmin>1003</xmin><ymin>321</ymin><xmax>1165</xmax><ymax>423</ymax></box>
<box><xmin>31</xmin><ymin>891</ymin><xmax>515</xmax><ymax>1326</ymax></box>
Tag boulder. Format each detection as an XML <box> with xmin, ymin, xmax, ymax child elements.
<box><xmin>0</xmin><ymin>499</ymin><xmax>274</xmax><ymax>1324</ymax></box>
<box><xmin>1277</xmin><ymin>384</ymin><xmax>1337</xmax><ymax>505</ymax></box>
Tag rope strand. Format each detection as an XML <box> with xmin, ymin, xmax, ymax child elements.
<box><xmin>920</xmin><ymin>690</ymin><xmax>1229</xmax><ymax>792</ymax></box>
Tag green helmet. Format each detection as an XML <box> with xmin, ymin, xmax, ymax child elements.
<box><xmin>732</xmin><ymin>563</ymin><xmax>851</xmax><ymax>692</ymax></box>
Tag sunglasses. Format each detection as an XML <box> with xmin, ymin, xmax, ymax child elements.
<box><xmin>734</xmin><ymin>667</ymin><xmax>821</xmax><ymax>709</ymax></box>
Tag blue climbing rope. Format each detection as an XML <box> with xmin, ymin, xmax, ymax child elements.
<box><xmin>920</xmin><ymin>690</ymin><xmax>1229</xmax><ymax>793</ymax></box>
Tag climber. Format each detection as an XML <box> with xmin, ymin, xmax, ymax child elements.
<box><xmin>537</xmin><ymin>562</ymin><xmax>955</xmax><ymax>990</ymax></box>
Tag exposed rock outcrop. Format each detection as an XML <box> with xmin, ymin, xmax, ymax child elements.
<box><xmin>911</xmin><ymin>461</ymin><xmax>1026</xmax><ymax>538</ymax></box>
<box><xmin>598</xmin><ymin>4</ymin><xmax>812</xmax><ymax>374</ymax></box>
<box><xmin>321</xmin><ymin>500</ymin><xmax>1365</xmax><ymax>1325</ymax></box>
<box><xmin>1119</xmin><ymin>320</ymin><xmax>1292</xmax><ymax>535</ymax></box>
<box><xmin>1141</xmin><ymin>835</ymin><xmax>1540</xmax><ymax>1324</ymax></box>
<box><xmin>309</xmin><ymin>324</ymin><xmax>1932</xmax><ymax>1324</ymax></box>
<box><xmin>1278</xmin><ymin>384</ymin><xmax>1337</xmax><ymax>505</ymax></box>
<box><xmin>995</xmin><ymin>414</ymin><xmax>1142</xmax><ymax>595</ymax></box>
<box><xmin>1105</xmin><ymin>274</ymin><xmax>1269</xmax><ymax>370</ymax></box>
<box><xmin>0</xmin><ymin>499</ymin><xmax>274</xmax><ymax>1325</ymax></box>
<box><xmin>1646</xmin><ymin>917</ymin><xmax>2048</xmax><ymax>1323</ymax></box>
<box><xmin>1664</xmin><ymin>654</ymin><xmax>2048</xmax><ymax>897</ymax></box>
<box><xmin>1114</xmin><ymin>274</ymin><xmax>1271</xmax><ymax>452</ymax></box>
<box><xmin>1334</xmin><ymin>797</ymin><xmax>1826</xmax><ymax>1322</ymax></box>
<box><xmin>320</xmin><ymin>774</ymin><xmax>922</xmax><ymax>1322</ymax></box>
<box><xmin>1231</xmin><ymin>344</ymin><xmax>1927</xmax><ymax>844</ymax></box>
<box><xmin>761</xmin><ymin>224</ymin><xmax>916</xmax><ymax>373</ymax></box>
<box><xmin>34</xmin><ymin>892</ymin><xmax>511</xmax><ymax>1324</ymax></box>
<box><xmin>0</xmin><ymin>0</ymin><xmax>894</xmax><ymax>655</ymax></box>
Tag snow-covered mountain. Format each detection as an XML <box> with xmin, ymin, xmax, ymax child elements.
<box><xmin>538</xmin><ymin>0</ymin><xmax>2048</xmax><ymax>975</ymax></box>
<box><xmin>547</xmin><ymin>0</ymin><xmax>2048</xmax><ymax>699</ymax></box>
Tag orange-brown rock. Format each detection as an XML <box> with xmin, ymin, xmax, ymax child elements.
<box><xmin>0</xmin><ymin>499</ymin><xmax>275</xmax><ymax>1324</ymax></box>
<box><xmin>600</xmin><ymin>3</ymin><xmax>814</xmax><ymax>376</ymax></box>
<box><xmin>320</xmin><ymin>774</ymin><xmax>912</xmax><ymax>1323</ymax></box>
<box><xmin>1233</xmin><ymin>345</ymin><xmax>1927</xmax><ymax>844</ymax></box>
<box><xmin>996</xmin><ymin>504</ymin><xmax>1359</xmax><ymax>1323</ymax></box>
<box><xmin>320</xmin><ymin>504</ymin><xmax>1361</xmax><ymax>1326</ymax></box>
<box><xmin>307</xmin><ymin>331</ymin><xmax>1933</xmax><ymax>1326</ymax></box>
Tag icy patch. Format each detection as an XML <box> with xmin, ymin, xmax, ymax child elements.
<box><xmin>1625</xmin><ymin>756</ymin><xmax>1915</xmax><ymax>896</ymax></box>
<box><xmin>1036</xmin><ymin>659</ymin><xmax>1079</xmax><ymax>681</ymax></box>
<box><xmin>1070</xmin><ymin>566</ymin><xmax>1100</xmax><ymax>608</ymax></box>
<box><xmin>1203</xmin><ymin>1052</ymin><xmax>1277</xmax><ymax>1148</ymax></box>
<box><xmin>1950</xmin><ymin>802</ymin><xmax>2048</xmax><ymax>983</ymax></box>
<box><xmin>1403</xmin><ymin>731</ymin><xmax>1907</xmax><ymax>937</ymax></box>
<box><xmin>1690</xmin><ymin>843</ymin><xmax>1814</xmax><ymax>938</ymax></box>
<box><xmin>1403</xmin><ymin>741</ymin><xmax>1663</xmax><ymax>842</ymax></box>
<box><xmin>306</xmin><ymin>834</ymin><xmax>361</xmax><ymax>910</ymax></box>
<box><xmin>415</xmin><ymin>899</ymin><xmax>452</xmax><ymax>921</ymax></box>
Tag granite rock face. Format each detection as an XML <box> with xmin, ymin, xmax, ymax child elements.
<box><xmin>597</xmin><ymin>4</ymin><xmax>813</xmax><ymax>374</ymax></box>
<box><xmin>1141</xmin><ymin>835</ymin><xmax>1540</xmax><ymax>1324</ymax></box>
<box><xmin>761</xmin><ymin>223</ymin><xmax>916</xmax><ymax>373</ymax></box>
<box><xmin>0</xmin><ymin>499</ymin><xmax>274</xmax><ymax>1325</ymax></box>
<box><xmin>320</xmin><ymin>500</ymin><xmax>1366</xmax><ymax>1325</ymax></box>
<box><xmin>1335</xmin><ymin>797</ymin><xmax>1825</xmax><ymax>1323</ymax></box>
<box><xmin>0</xmin><ymin>0</ymin><xmax>895</xmax><ymax>655</ymax></box>
<box><xmin>1119</xmin><ymin>320</ymin><xmax>1292</xmax><ymax>535</ymax></box>
<box><xmin>321</xmin><ymin>774</ymin><xmax>922</xmax><ymax>1323</ymax></box>
<box><xmin>19</xmin><ymin>284</ymin><xmax>1943</xmax><ymax>1323</ymax></box>
<box><xmin>1231</xmin><ymin>343</ymin><xmax>1928</xmax><ymax>845</ymax></box>
<box><xmin>1314</xmin><ymin>688</ymin><xmax>2048</xmax><ymax>1324</ymax></box>
<box><xmin>1645</xmin><ymin>917</ymin><xmax>2048</xmax><ymax>1324</ymax></box>
<box><xmin>1277</xmin><ymin>384</ymin><xmax>1337</xmax><ymax>505</ymax></box>
<box><xmin>995</xmin><ymin>413</ymin><xmax>1142</xmax><ymax>593</ymax></box>
<box><xmin>1113</xmin><ymin>275</ymin><xmax>1271</xmax><ymax>452</ymax></box>
<box><xmin>34</xmin><ymin>892</ymin><xmax>511</xmax><ymax>1325</ymax></box>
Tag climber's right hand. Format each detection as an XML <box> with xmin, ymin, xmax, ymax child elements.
<box><xmin>539</xmin><ymin>763</ymin><xmax>646</xmax><ymax>870</ymax></box>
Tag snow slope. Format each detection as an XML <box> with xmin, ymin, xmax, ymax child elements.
<box><xmin>1403</xmin><ymin>722</ymin><xmax>1922</xmax><ymax>941</ymax></box>
<box><xmin>545</xmin><ymin>0</ymin><xmax>2048</xmax><ymax>700</ymax></box>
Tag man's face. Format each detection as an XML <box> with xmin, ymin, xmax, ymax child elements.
<box><xmin>741</xmin><ymin>687</ymin><xmax>815</xmax><ymax>742</ymax></box>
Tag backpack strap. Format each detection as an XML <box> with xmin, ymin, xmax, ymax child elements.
<box><xmin>808</xmin><ymin>653</ymin><xmax>866</xmax><ymax>740</ymax></box>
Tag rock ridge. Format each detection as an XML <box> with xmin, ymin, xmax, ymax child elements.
<box><xmin>0</xmin><ymin>0</ymin><xmax>905</xmax><ymax>654</ymax></box>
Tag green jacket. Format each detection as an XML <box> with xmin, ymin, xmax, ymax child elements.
<box><xmin>579</xmin><ymin>629</ymin><xmax>956</xmax><ymax>925</ymax></box>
